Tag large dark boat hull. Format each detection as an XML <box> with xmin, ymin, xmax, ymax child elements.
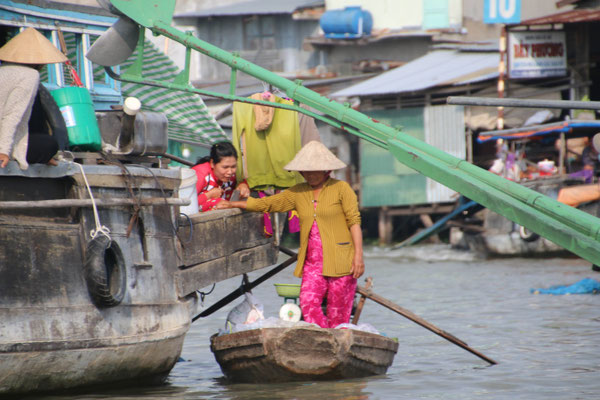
<box><xmin>0</xmin><ymin>163</ymin><xmax>277</xmax><ymax>394</ymax></box>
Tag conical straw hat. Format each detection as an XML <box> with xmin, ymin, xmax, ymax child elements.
<box><xmin>284</xmin><ymin>141</ymin><xmax>347</xmax><ymax>171</ymax></box>
<box><xmin>0</xmin><ymin>27</ymin><xmax>67</xmax><ymax>64</ymax></box>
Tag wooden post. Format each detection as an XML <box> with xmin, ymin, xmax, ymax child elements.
<box><xmin>419</xmin><ymin>214</ymin><xmax>440</xmax><ymax>243</ymax></box>
<box><xmin>559</xmin><ymin>132</ymin><xmax>566</xmax><ymax>175</ymax></box>
<box><xmin>466</xmin><ymin>99</ymin><xmax>473</xmax><ymax>163</ymax></box>
<box><xmin>378</xmin><ymin>207</ymin><xmax>392</xmax><ymax>245</ymax></box>
<box><xmin>497</xmin><ymin>26</ymin><xmax>507</xmax><ymax>130</ymax></box>
<box><xmin>352</xmin><ymin>277</ymin><xmax>372</xmax><ymax>324</ymax></box>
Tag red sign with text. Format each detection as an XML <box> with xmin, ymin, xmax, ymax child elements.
<box><xmin>508</xmin><ymin>31</ymin><xmax>566</xmax><ymax>78</ymax></box>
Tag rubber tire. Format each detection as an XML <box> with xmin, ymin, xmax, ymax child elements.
<box><xmin>84</xmin><ymin>235</ymin><xmax>127</xmax><ymax>307</ymax></box>
<box><xmin>38</xmin><ymin>83</ymin><xmax>69</xmax><ymax>150</ymax></box>
<box><xmin>519</xmin><ymin>225</ymin><xmax>540</xmax><ymax>242</ymax></box>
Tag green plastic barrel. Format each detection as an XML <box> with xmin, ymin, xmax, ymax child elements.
<box><xmin>51</xmin><ymin>86</ymin><xmax>102</xmax><ymax>151</ymax></box>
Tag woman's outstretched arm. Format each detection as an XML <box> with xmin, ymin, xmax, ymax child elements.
<box><xmin>350</xmin><ymin>224</ymin><xmax>364</xmax><ymax>279</ymax></box>
<box><xmin>215</xmin><ymin>200</ymin><xmax>247</xmax><ymax>209</ymax></box>
<box><xmin>217</xmin><ymin>189</ymin><xmax>297</xmax><ymax>213</ymax></box>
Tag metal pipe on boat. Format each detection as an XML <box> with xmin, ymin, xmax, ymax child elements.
<box><xmin>278</xmin><ymin>246</ymin><xmax>297</xmax><ymax>257</ymax></box>
<box><xmin>0</xmin><ymin>197</ymin><xmax>189</xmax><ymax>209</ymax></box>
<box><xmin>192</xmin><ymin>247</ymin><xmax>298</xmax><ymax>321</ymax></box>
<box><xmin>161</xmin><ymin>153</ymin><xmax>195</xmax><ymax>167</ymax></box>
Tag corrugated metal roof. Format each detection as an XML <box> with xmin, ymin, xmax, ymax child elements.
<box><xmin>174</xmin><ymin>0</ymin><xmax>323</xmax><ymax>18</ymax></box>
<box><xmin>516</xmin><ymin>9</ymin><xmax>600</xmax><ymax>25</ymax></box>
<box><xmin>331</xmin><ymin>50</ymin><xmax>499</xmax><ymax>98</ymax></box>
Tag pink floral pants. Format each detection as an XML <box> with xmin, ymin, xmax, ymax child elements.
<box><xmin>299</xmin><ymin>220</ymin><xmax>356</xmax><ymax>328</ymax></box>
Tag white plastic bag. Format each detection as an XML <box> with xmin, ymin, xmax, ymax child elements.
<box><xmin>224</xmin><ymin>292</ymin><xmax>264</xmax><ymax>333</ymax></box>
<box><xmin>334</xmin><ymin>322</ymin><xmax>380</xmax><ymax>335</ymax></box>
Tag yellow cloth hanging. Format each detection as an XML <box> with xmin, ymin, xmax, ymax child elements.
<box><xmin>233</xmin><ymin>95</ymin><xmax>303</xmax><ymax>190</ymax></box>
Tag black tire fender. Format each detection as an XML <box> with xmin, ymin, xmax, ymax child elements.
<box><xmin>84</xmin><ymin>235</ymin><xmax>127</xmax><ymax>307</ymax></box>
<box><xmin>519</xmin><ymin>225</ymin><xmax>540</xmax><ymax>242</ymax></box>
<box><xmin>38</xmin><ymin>83</ymin><xmax>69</xmax><ymax>150</ymax></box>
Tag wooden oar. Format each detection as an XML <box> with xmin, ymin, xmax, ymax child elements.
<box><xmin>351</xmin><ymin>277</ymin><xmax>372</xmax><ymax>324</ymax></box>
<box><xmin>356</xmin><ymin>285</ymin><xmax>497</xmax><ymax>365</ymax></box>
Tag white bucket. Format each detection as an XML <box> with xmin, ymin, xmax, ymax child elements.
<box><xmin>178</xmin><ymin>167</ymin><xmax>199</xmax><ymax>215</ymax></box>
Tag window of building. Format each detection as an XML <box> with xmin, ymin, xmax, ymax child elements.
<box><xmin>1</xmin><ymin>27</ymin><xmax>121</xmax><ymax>110</ymax></box>
<box><xmin>423</xmin><ymin>0</ymin><xmax>450</xmax><ymax>30</ymax></box>
<box><xmin>243</xmin><ymin>16</ymin><xmax>276</xmax><ymax>50</ymax></box>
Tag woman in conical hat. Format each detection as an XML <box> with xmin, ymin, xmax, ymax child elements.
<box><xmin>0</xmin><ymin>27</ymin><xmax>67</xmax><ymax>169</ymax></box>
<box><xmin>217</xmin><ymin>140</ymin><xmax>364</xmax><ymax>328</ymax></box>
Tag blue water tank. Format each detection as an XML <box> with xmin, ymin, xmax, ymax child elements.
<box><xmin>320</xmin><ymin>6</ymin><xmax>373</xmax><ymax>39</ymax></box>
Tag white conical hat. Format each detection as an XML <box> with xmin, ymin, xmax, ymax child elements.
<box><xmin>0</xmin><ymin>27</ymin><xmax>67</xmax><ymax>64</ymax></box>
<box><xmin>284</xmin><ymin>140</ymin><xmax>346</xmax><ymax>171</ymax></box>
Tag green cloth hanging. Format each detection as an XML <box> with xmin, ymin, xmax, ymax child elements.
<box><xmin>232</xmin><ymin>96</ymin><xmax>303</xmax><ymax>190</ymax></box>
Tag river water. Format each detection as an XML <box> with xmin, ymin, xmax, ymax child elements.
<box><xmin>32</xmin><ymin>245</ymin><xmax>599</xmax><ymax>400</ymax></box>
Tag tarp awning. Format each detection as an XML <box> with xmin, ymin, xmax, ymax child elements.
<box><xmin>121</xmin><ymin>39</ymin><xmax>227</xmax><ymax>147</ymax></box>
<box><xmin>477</xmin><ymin>120</ymin><xmax>600</xmax><ymax>143</ymax></box>
<box><xmin>331</xmin><ymin>49</ymin><xmax>499</xmax><ymax>98</ymax></box>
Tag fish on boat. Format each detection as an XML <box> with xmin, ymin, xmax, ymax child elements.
<box><xmin>210</xmin><ymin>326</ymin><xmax>398</xmax><ymax>383</ymax></box>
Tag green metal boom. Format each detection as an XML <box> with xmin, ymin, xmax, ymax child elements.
<box><xmin>107</xmin><ymin>0</ymin><xmax>600</xmax><ymax>265</ymax></box>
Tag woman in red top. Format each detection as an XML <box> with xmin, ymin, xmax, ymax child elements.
<box><xmin>192</xmin><ymin>142</ymin><xmax>250</xmax><ymax>211</ymax></box>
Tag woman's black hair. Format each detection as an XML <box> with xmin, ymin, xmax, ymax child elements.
<box><xmin>195</xmin><ymin>141</ymin><xmax>238</xmax><ymax>165</ymax></box>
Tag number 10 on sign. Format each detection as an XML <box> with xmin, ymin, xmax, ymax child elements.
<box><xmin>484</xmin><ymin>0</ymin><xmax>521</xmax><ymax>24</ymax></box>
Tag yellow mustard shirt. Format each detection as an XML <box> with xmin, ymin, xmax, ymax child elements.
<box><xmin>246</xmin><ymin>178</ymin><xmax>361</xmax><ymax>278</ymax></box>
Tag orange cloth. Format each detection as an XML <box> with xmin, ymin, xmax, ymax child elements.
<box><xmin>557</xmin><ymin>184</ymin><xmax>600</xmax><ymax>207</ymax></box>
<box><xmin>250</xmin><ymin>92</ymin><xmax>275</xmax><ymax>131</ymax></box>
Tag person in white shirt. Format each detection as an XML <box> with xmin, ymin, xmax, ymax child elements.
<box><xmin>0</xmin><ymin>27</ymin><xmax>67</xmax><ymax>169</ymax></box>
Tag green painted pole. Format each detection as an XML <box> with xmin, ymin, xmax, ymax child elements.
<box><xmin>387</xmin><ymin>139</ymin><xmax>600</xmax><ymax>264</ymax></box>
<box><xmin>106</xmin><ymin>68</ymin><xmax>387</xmax><ymax>149</ymax></box>
<box><xmin>152</xmin><ymin>22</ymin><xmax>600</xmax><ymax>240</ymax></box>
<box><xmin>106</xmin><ymin>1</ymin><xmax>600</xmax><ymax>264</ymax></box>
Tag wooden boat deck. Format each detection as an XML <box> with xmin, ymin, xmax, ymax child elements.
<box><xmin>210</xmin><ymin>326</ymin><xmax>398</xmax><ymax>383</ymax></box>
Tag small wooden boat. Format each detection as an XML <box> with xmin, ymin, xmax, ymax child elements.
<box><xmin>210</xmin><ymin>326</ymin><xmax>398</xmax><ymax>383</ymax></box>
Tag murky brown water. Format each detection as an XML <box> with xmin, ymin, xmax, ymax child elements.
<box><xmin>28</xmin><ymin>245</ymin><xmax>600</xmax><ymax>399</ymax></box>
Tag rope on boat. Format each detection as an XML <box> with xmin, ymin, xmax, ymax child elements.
<box><xmin>197</xmin><ymin>283</ymin><xmax>216</xmax><ymax>306</ymax></box>
<box><xmin>177</xmin><ymin>212</ymin><xmax>195</xmax><ymax>244</ymax></box>
<box><xmin>73</xmin><ymin>161</ymin><xmax>111</xmax><ymax>241</ymax></box>
<box><xmin>99</xmin><ymin>157</ymin><xmax>143</xmax><ymax>238</ymax></box>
